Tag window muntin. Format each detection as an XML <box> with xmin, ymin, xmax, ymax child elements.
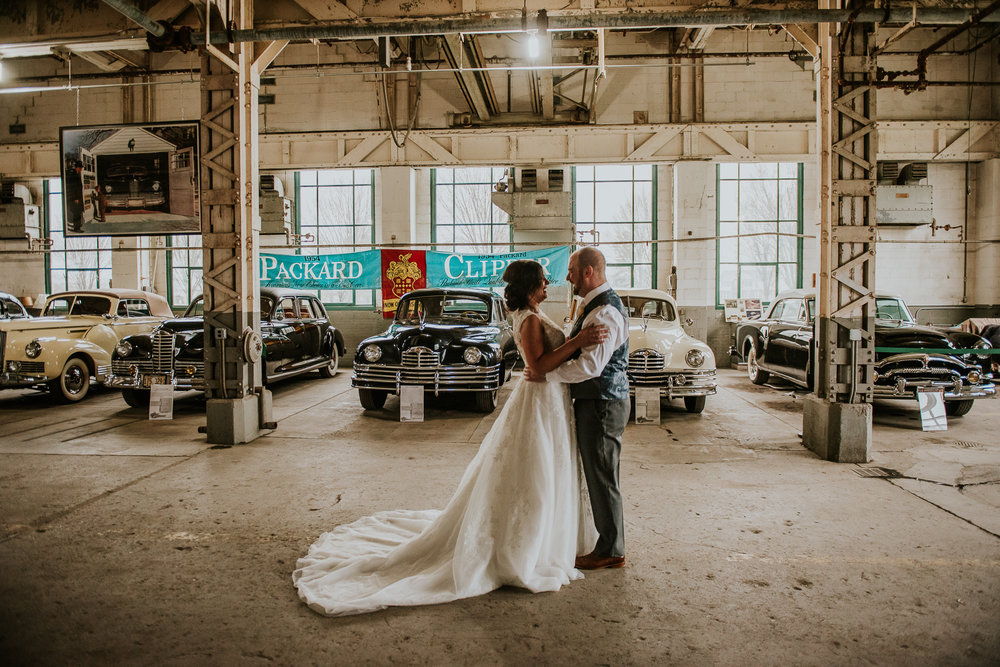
<box><xmin>432</xmin><ymin>167</ymin><xmax>511</xmax><ymax>254</ymax></box>
<box><xmin>573</xmin><ymin>165</ymin><xmax>655</xmax><ymax>289</ymax></box>
<box><xmin>296</xmin><ymin>169</ymin><xmax>375</xmax><ymax>307</ymax></box>
<box><xmin>717</xmin><ymin>163</ymin><xmax>803</xmax><ymax>306</ymax></box>
<box><xmin>45</xmin><ymin>178</ymin><xmax>112</xmax><ymax>292</ymax></box>
<box><xmin>167</xmin><ymin>234</ymin><xmax>203</xmax><ymax>309</ymax></box>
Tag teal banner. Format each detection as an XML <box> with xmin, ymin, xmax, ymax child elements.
<box><xmin>260</xmin><ymin>250</ymin><xmax>381</xmax><ymax>289</ymax></box>
<box><xmin>426</xmin><ymin>247</ymin><xmax>570</xmax><ymax>288</ymax></box>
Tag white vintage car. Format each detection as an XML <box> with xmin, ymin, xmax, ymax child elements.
<box><xmin>619</xmin><ymin>288</ymin><xmax>717</xmax><ymax>413</ymax></box>
<box><xmin>0</xmin><ymin>289</ymin><xmax>172</xmax><ymax>402</ymax></box>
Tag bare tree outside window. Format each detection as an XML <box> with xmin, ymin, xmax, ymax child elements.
<box><xmin>717</xmin><ymin>163</ymin><xmax>802</xmax><ymax>306</ymax></box>
<box><xmin>433</xmin><ymin>167</ymin><xmax>511</xmax><ymax>253</ymax></box>
<box><xmin>574</xmin><ymin>165</ymin><xmax>655</xmax><ymax>289</ymax></box>
<box><xmin>46</xmin><ymin>178</ymin><xmax>111</xmax><ymax>293</ymax></box>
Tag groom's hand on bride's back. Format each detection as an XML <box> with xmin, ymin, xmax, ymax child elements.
<box><xmin>523</xmin><ymin>366</ymin><xmax>546</xmax><ymax>382</ymax></box>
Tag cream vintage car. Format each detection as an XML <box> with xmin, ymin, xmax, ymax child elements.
<box><xmin>619</xmin><ymin>288</ymin><xmax>717</xmax><ymax>413</ymax></box>
<box><xmin>0</xmin><ymin>289</ymin><xmax>172</xmax><ymax>402</ymax></box>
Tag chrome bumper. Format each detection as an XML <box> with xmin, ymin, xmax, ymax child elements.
<box><xmin>353</xmin><ymin>363</ymin><xmax>501</xmax><ymax>395</ymax></box>
<box><xmin>627</xmin><ymin>369</ymin><xmax>718</xmax><ymax>398</ymax></box>
<box><xmin>107</xmin><ymin>360</ymin><xmax>205</xmax><ymax>391</ymax></box>
<box><xmin>872</xmin><ymin>379</ymin><xmax>995</xmax><ymax>400</ymax></box>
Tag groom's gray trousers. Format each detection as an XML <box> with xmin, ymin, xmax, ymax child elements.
<box><xmin>575</xmin><ymin>396</ymin><xmax>630</xmax><ymax>558</ymax></box>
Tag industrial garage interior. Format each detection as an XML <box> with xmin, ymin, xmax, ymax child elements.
<box><xmin>0</xmin><ymin>1</ymin><xmax>998</xmax><ymax>664</ymax></box>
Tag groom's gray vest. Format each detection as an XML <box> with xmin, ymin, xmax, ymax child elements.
<box><xmin>569</xmin><ymin>288</ymin><xmax>630</xmax><ymax>401</ymax></box>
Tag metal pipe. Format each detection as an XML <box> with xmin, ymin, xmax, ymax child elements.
<box><xmin>99</xmin><ymin>0</ymin><xmax>167</xmax><ymax>38</ymax></box>
<box><xmin>190</xmin><ymin>8</ymin><xmax>1000</xmax><ymax>45</ymax></box>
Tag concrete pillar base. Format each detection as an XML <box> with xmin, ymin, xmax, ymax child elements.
<box><xmin>206</xmin><ymin>391</ymin><xmax>271</xmax><ymax>445</ymax></box>
<box><xmin>802</xmin><ymin>396</ymin><xmax>872</xmax><ymax>463</ymax></box>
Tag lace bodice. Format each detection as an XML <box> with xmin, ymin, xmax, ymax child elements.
<box><xmin>511</xmin><ymin>309</ymin><xmax>566</xmax><ymax>357</ymax></box>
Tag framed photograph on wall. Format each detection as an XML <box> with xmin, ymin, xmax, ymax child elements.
<box><xmin>59</xmin><ymin>121</ymin><xmax>200</xmax><ymax>236</ymax></box>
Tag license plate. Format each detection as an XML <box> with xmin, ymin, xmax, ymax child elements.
<box><xmin>142</xmin><ymin>374</ymin><xmax>167</xmax><ymax>387</ymax></box>
<box><xmin>128</xmin><ymin>198</ymin><xmax>144</xmax><ymax>207</ymax></box>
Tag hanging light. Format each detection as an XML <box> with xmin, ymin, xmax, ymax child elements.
<box><xmin>527</xmin><ymin>31</ymin><xmax>540</xmax><ymax>59</ymax></box>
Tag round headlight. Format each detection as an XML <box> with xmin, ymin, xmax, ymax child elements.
<box><xmin>685</xmin><ymin>349</ymin><xmax>705</xmax><ymax>368</ymax></box>
<box><xmin>463</xmin><ymin>347</ymin><xmax>483</xmax><ymax>365</ymax></box>
<box><xmin>104</xmin><ymin>184</ymin><xmax>113</xmax><ymax>193</ymax></box>
<box><xmin>115</xmin><ymin>341</ymin><xmax>133</xmax><ymax>357</ymax></box>
<box><xmin>974</xmin><ymin>341</ymin><xmax>992</xmax><ymax>360</ymax></box>
<box><xmin>25</xmin><ymin>339</ymin><xmax>42</xmax><ymax>359</ymax></box>
<box><xmin>363</xmin><ymin>344</ymin><xmax>382</xmax><ymax>362</ymax></box>
<box><xmin>967</xmin><ymin>370</ymin><xmax>982</xmax><ymax>385</ymax></box>
<box><xmin>152</xmin><ymin>181</ymin><xmax>161</xmax><ymax>191</ymax></box>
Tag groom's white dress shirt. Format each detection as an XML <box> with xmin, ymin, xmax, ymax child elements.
<box><xmin>546</xmin><ymin>282</ymin><xmax>628</xmax><ymax>385</ymax></box>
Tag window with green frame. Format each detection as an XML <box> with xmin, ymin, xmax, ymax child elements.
<box><xmin>167</xmin><ymin>234</ymin><xmax>202</xmax><ymax>309</ymax></box>
<box><xmin>296</xmin><ymin>169</ymin><xmax>375</xmax><ymax>307</ymax></box>
<box><xmin>716</xmin><ymin>163</ymin><xmax>803</xmax><ymax>306</ymax></box>
<box><xmin>573</xmin><ymin>165</ymin><xmax>655</xmax><ymax>288</ymax></box>
<box><xmin>431</xmin><ymin>167</ymin><xmax>511</xmax><ymax>252</ymax></box>
<box><xmin>45</xmin><ymin>178</ymin><xmax>112</xmax><ymax>293</ymax></box>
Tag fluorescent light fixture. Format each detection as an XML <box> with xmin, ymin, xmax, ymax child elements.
<box><xmin>527</xmin><ymin>31</ymin><xmax>539</xmax><ymax>59</ymax></box>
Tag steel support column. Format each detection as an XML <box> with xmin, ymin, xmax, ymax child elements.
<box><xmin>803</xmin><ymin>1</ymin><xmax>875</xmax><ymax>463</ymax></box>
<box><xmin>198</xmin><ymin>0</ymin><xmax>280</xmax><ymax>444</ymax></box>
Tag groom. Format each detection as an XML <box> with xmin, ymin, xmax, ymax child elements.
<box><xmin>529</xmin><ymin>247</ymin><xmax>630</xmax><ymax>570</ymax></box>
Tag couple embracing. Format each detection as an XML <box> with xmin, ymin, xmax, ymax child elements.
<box><xmin>294</xmin><ymin>247</ymin><xmax>630</xmax><ymax>617</ymax></box>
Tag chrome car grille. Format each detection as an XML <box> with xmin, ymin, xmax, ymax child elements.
<box><xmin>629</xmin><ymin>349</ymin><xmax>665</xmax><ymax>372</ymax></box>
<box><xmin>353</xmin><ymin>362</ymin><xmax>502</xmax><ymax>393</ymax></box>
<box><xmin>873</xmin><ymin>352</ymin><xmax>995</xmax><ymax>399</ymax></box>
<box><xmin>152</xmin><ymin>330</ymin><xmax>176</xmax><ymax>372</ymax></box>
<box><xmin>17</xmin><ymin>361</ymin><xmax>45</xmax><ymax>373</ymax></box>
<box><xmin>402</xmin><ymin>346</ymin><xmax>439</xmax><ymax>367</ymax></box>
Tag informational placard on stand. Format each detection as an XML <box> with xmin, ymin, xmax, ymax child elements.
<box><xmin>399</xmin><ymin>385</ymin><xmax>424</xmax><ymax>423</ymax></box>
<box><xmin>149</xmin><ymin>383</ymin><xmax>174</xmax><ymax>420</ymax></box>
<box><xmin>634</xmin><ymin>387</ymin><xmax>661</xmax><ymax>425</ymax></box>
<box><xmin>917</xmin><ymin>387</ymin><xmax>947</xmax><ymax>431</ymax></box>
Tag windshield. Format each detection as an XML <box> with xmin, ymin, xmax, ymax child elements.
<box><xmin>43</xmin><ymin>296</ymin><xmax>112</xmax><ymax>317</ymax></box>
<box><xmin>622</xmin><ymin>296</ymin><xmax>675</xmax><ymax>321</ymax></box>
<box><xmin>875</xmin><ymin>298</ymin><xmax>914</xmax><ymax>323</ymax></box>
<box><xmin>396</xmin><ymin>295</ymin><xmax>491</xmax><ymax>324</ymax></box>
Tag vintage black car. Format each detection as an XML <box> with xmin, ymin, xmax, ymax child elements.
<box><xmin>107</xmin><ymin>287</ymin><xmax>345</xmax><ymax>408</ymax></box>
<box><xmin>352</xmin><ymin>288</ymin><xmax>518</xmax><ymax>413</ymax></box>
<box><xmin>0</xmin><ymin>292</ymin><xmax>30</xmax><ymax>320</ymax></box>
<box><xmin>102</xmin><ymin>164</ymin><xmax>166</xmax><ymax>211</ymax></box>
<box><xmin>732</xmin><ymin>290</ymin><xmax>995</xmax><ymax>416</ymax></box>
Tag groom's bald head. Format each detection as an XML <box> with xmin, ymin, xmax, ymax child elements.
<box><xmin>567</xmin><ymin>247</ymin><xmax>607</xmax><ymax>297</ymax></box>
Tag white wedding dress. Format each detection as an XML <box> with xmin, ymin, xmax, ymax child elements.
<box><xmin>293</xmin><ymin>308</ymin><xmax>596</xmax><ymax>617</ymax></box>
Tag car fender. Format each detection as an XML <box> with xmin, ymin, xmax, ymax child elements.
<box><xmin>34</xmin><ymin>338</ymin><xmax>110</xmax><ymax>378</ymax></box>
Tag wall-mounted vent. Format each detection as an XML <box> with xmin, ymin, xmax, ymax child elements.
<box><xmin>520</xmin><ymin>169</ymin><xmax>538</xmax><ymax>191</ymax></box>
<box><xmin>878</xmin><ymin>161</ymin><xmax>927</xmax><ymax>185</ymax></box>
<box><xmin>260</xmin><ymin>174</ymin><xmax>284</xmax><ymax>198</ymax></box>
<box><xmin>549</xmin><ymin>169</ymin><xmax>565</xmax><ymax>192</ymax></box>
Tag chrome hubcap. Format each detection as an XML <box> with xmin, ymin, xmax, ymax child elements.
<box><xmin>65</xmin><ymin>366</ymin><xmax>86</xmax><ymax>394</ymax></box>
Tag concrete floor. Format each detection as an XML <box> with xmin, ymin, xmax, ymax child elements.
<box><xmin>1</xmin><ymin>369</ymin><xmax>998</xmax><ymax>665</ymax></box>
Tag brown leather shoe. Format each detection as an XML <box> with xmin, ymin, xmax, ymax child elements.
<box><xmin>575</xmin><ymin>552</ymin><xmax>626</xmax><ymax>570</ymax></box>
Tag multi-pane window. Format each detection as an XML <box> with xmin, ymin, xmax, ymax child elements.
<box><xmin>167</xmin><ymin>234</ymin><xmax>202</xmax><ymax>309</ymax></box>
<box><xmin>45</xmin><ymin>178</ymin><xmax>112</xmax><ymax>292</ymax></box>
<box><xmin>717</xmin><ymin>163</ymin><xmax>803</xmax><ymax>305</ymax></box>
<box><xmin>432</xmin><ymin>167</ymin><xmax>511</xmax><ymax>252</ymax></box>
<box><xmin>574</xmin><ymin>165</ymin><xmax>655</xmax><ymax>289</ymax></box>
<box><xmin>297</xmin><ymin>169</ymin><xmax>375</xmax><ymax>307</ymax></box>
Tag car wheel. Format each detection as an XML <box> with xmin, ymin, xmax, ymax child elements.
<box><xmin>318</xmin><ymin>346</ymin><xmax>339</xmax><ymax>378</ymax></box>
<box><xmin>358</xmin><ymin>388</ymin><xmax>387</xmax><ymax>410</ymax></box>
<box><xmin>945</xmin><ymin>399</ymin><xmax>974</xmax><ymax>417</ymax></box>
<box><xmin>49</xmin><ymin>357</ymin><xmax>90</xmax><ymax>403</ymax></box>
<box><xmin>121</xmin><ymin>388</ymin><xmax>151</xmax><ymax>409</ymax></box>
<box><xmin>684</xmin><ymin>396</ymin><xmax>707</xmax><ymax>414</ymax></box>
<box><xmin>746</xmin><ymin>340</ymin><xmax>770</xmax><ymax>385</ymax></box>
<box><xmin>474</xmin><ymin>389</ymin><xmax>498</xmax><ymax>413</ymax></box>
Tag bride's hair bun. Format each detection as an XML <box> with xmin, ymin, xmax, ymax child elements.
<box><xmin>502</xmin><ymin>260</ymin><xmax>545</xmax><ymax>311</ymax></box>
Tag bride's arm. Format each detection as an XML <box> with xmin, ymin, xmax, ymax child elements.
<box><xmin>519</xmin><ymin>314</ymin><xmax>606</xmax><ymax>375</ymax></box>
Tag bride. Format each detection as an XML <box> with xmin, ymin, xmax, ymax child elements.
<box><xmin>292</xmin><ymin>259</ymin><xmax>605</xmax><ymax>617</ymax></box>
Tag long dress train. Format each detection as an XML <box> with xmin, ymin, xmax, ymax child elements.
<box><xmin>292</xmin><ymin>309</ymin><xmax>596</xmax><ymax>617</ymax></box>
